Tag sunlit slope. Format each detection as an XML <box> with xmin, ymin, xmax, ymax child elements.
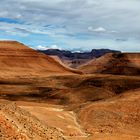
<box><xmin>0</xmin><ymin>41</ymin><xmax>81</xmax><ymax>76</ymax></box>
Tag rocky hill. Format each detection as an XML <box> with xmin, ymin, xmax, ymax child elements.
<box><xmin>39</xmin><ymin>49</ymin><xmax>120</xmax><ymax>68</ymax></box>
<box><xmin>0</xmin><ymin>41</ymin><xmax>81</xmax><ymax>76</ymax></box>
<box><xmin>79</xmin><ymin>53</ymin><xmax>140</xmax><ymax>76</ymax></box>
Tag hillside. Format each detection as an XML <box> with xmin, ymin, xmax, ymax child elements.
<box><xmin>0</xmin><ymin>41</ymin><xmax>140</xmax><ymax>140</ymax></box>
<box><xmin>77</xmin><ymin>89</ymin><xmax>140</xmax><ymax>139</ymax></box>
<box><xmin>0</xmin><ymin>102</ymin><xmax>65</xmax><ymax>140</ymax></box>
<box><xmin>1</xmin><ymin>74</ymin><xmax>140</xmax><ymax>139</ymax></box>
<box><xmin>1</xmin><ymin>74</ymin><xmax>140</xmax><ymax>106</ymax></box>
<box><xmin>0</xmin><ymin>41</ymin><xmax>81</xmax><ymax>76</ymax></box>
<box><xmin>79</xmin><ymin>53</ymin><xmax>140</xmax><ymax>76</ymax></box>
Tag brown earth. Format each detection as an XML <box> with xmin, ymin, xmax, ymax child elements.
<box><xmin>0</xmin><ymin>74</ymin><xmax>140</xmax><ymax>140</ymax></box>
<box><xmin>49</xmin><ymin>55</ymin><xmax>83</xmax><ymax>72</ymax></box>
<box><xmin>0</xmin><ymin>41</ymin><xmax>140</xmax><ymax>140</ymax></box>
<box><xmin>79</xmin><ymin>53</ymin><xmax>140</xmax><ymax>76</ymax></box>
<box><xmin>0</xmin><ymin>102</ymin><xmax>65</xmax><ymax>140</ymax></box>
<box><xmin>0</xmin><ymin>41</ymin><xmax>81</xmax><ymax>76</ymax></box>
<box><xmin>77</xmin><ymin>89</ymin><xmax>140</xmax><ymax>139</ymax></box>
<box><xmin>1</xmin><ymin>74</ymin><xmax>140</xmax><ymax>106</ymax></box>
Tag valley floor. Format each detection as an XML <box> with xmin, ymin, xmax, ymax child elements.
<box><xmin>0</xmin><ymin>74</ymin><xmax>140</xmax><ymax>140</ymax></box>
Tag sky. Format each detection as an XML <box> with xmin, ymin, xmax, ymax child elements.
<box><xmin>0</xmin><ymin>0</ymin><xmax>140</xmax><ymax>52</ymax></box>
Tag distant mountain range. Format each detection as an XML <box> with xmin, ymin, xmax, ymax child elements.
<box><xmin>39</xmin><ymin>49</ymin><xmax>120</xmax><ymax>59</ymax></box>
<box><xmin>39</xmin><ymin>49</ymin><xmax>121</xmax><ymax>68</ymax></box>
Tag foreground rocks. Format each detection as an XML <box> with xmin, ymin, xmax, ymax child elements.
<box><xmin>0</xmin><ymin>103</ymin><xmax>65</xmax><ymax>140</ymax></box>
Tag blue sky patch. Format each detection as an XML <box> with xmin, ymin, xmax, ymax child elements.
<box><xmin>0</xmin><ymin>17</ymin><xmax>24</xmax><ymax>24</ymax></box>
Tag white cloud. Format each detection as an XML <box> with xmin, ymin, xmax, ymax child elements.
<box><xmin>88</xmin><ymin>26</ymin><xmax>106</xmax><ymax>32</ymax></box>
<box><xmin>36</xmin><ymin>44</ymin><xmax>61</xmax><ymax>50</ymax></box>
<box><xmin>50</xmin><ymin>44</ymin><xmax>61</xmax><ymax>50</ymax></box>
<box><xmin>36</xmin><ymin>45</ymin><xmax>48</xmax><ymax>50</ymax></box>
<box><xmin>110</xmin><ymin>30</ymin><xmax>118</xmax><ymax>33</ymax></box>
<box><xmin>88</xmin><ymin>26</ymin><xmax>118</xmax><ymax>34</ymax></box>
<box><xmin>94</xmin><ymin>27</ymin><xmax>106</xmax><ymax>32</ymax></box>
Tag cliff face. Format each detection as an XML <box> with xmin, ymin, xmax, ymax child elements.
<box><xmin>0</xmin><ymin>41</ymin><xmax>81</xmax><ymax>76</ymax></box>
<box><xmin>79</xmin><ymin>53</ymin><xmax>140</xmax><ymax>75</ymax></box>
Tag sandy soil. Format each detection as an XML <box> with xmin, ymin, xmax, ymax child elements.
<box><xmin>77</xmin><ymin>89</ymin><xmax>140</xmax><ymax>139</ymax></box>
<box><xmin>0</xmin><ymin>102</ymin><xmax>65</xmax><ymax>140</ymax></box>
<box><xmin>0</xmin><ymin>41</ymin><xmax>140</xmax><ymax>140</ymax></box>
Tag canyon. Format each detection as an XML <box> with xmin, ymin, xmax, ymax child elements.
<box><xmin>0</xmin><ymin>41</ymin><xmax>140</xmax><ymax>140</ymax></box>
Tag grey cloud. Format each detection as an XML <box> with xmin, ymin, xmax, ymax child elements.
<box><xmin>0</xmin><ymin>0</ymin><xmax>140</xmax><ymax>51</ymax></box>
<box><xmin>0</xmin><ymin>0</ymin><xmax>140</xmax><ymax>32</ymax></box>
<box><xmin>116</xmin><ymin>38</ymin><xmax>128</xmax><ymax>42</ymax></box>
<box><xmin>14</xmin><ymin>28</ymin><xmax>32</xmax><ymax>34</ymax></box>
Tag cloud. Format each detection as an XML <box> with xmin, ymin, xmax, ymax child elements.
<box><xmin>14</xmin><ymin>28</ymin><xmax>32</xmax><ymax>34</ymax></box>
<box><xmin>36</xmin><ymin>45</ymin><xmax>48</xmax><ymax>50</ymax></box>
<box><xmin>49</xmin><ymin>45</ymin><xmax>61</xmax><ymax>50</ymax></box>
<box><xmin>36</xmin><ymin>44</ymin><xmax>61</xmax><ymax>50</ymax></box>
<box><xmin>0</xmin><ymin>0</ymin><xmax>140</xmax><ymax>52</ymax></box>
<box><xmin>88</xmin><ymin>27</ymin><xmax>106</xmax><ymax>32</ymax></box>
<box><xmin>88</xmin><ymin>26</ymin><xmax>118</xmax><ymax>34</ymax></box>
<box><xmin>116</xmin><ymin>38</ymin><xmax>128</xmax><ymax>42</ymax></box>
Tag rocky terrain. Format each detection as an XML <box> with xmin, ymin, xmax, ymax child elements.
<box><xmin>0</xmin><ymin>41</ymin><xmax>140</xmax><ymax>140</ymax></box>
<box><xmin>0</xmin><ymin>102</ymin><xmax>65</xmax><ymax>140</ymax></box>
<box><xmin>39</xmin><ymin>49</ymin><xmax>120</xmax><ymax>68</ymax></box>
<box><xmin>79</xmin><ymin>53</ymin><xmax>140</xmax><ymax>75</ymax></box>
<box><xmin>77</xmin><ymin>89</ymin><xmax>140</xmax><ymax>139</ymax></box>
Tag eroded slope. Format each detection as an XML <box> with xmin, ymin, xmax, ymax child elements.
<box><xmin>0</xmin><ymin>41</ymin><xmax>81</xmax><ymax>76</ymax></box>
<box><xmin>1</xmin><ymin>74</ymin><xmax>140</xmax><ymax>106</ymax></box>
<box><xmin>79</xmin><ymin>53</ymin><xmax>140</xmax><ymax>75</ymax></box>
<box><xmin>77</xmin><ymin>89</ymin><xmax>140</xmax><ymax>139</ymax></box>
<box><xmin>0</xmin><ymin>102</ymin><xmax>65</xmax><ymax>140</ymax></box>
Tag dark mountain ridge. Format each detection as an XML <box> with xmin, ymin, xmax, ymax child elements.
<box><xmin>39</xmin><ymin>48</ymin><xmax>120</xmax><ymax>68</ymax></box>
<box><xmin>39</xmin><ymin>48</ymin><xmax>120</xmax><ymax>60</ymax></box>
